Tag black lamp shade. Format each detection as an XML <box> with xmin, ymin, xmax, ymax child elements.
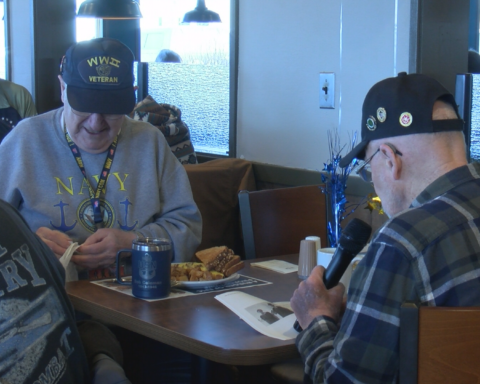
<box><xmin>182</xmin><ymin>0</ymin><xmax>221</xmax><ymax>23</ymax></box>
<box><xmin>77</xmin><ymin>0</ymin><xmax>142</xmax><ymax>19</ymax></box>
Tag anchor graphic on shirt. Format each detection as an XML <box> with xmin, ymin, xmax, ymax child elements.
<box><xmin>50</xmin><ymin>201</ymin><xmax>77</xmax><ymax>231</ymax></box>
<box><xmin>117</xmin><ymin>198</ymin><xmax>138</xmax><ymax>231</ymax></box>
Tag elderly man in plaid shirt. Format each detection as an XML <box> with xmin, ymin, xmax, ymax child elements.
<box><xmin>291</xmin><ymin>72</ymin><xmax>480</xmax><ymax>383</ymax></box>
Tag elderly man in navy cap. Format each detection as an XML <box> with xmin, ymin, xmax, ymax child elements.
<box><xmin>291</xmin><ymin>72</ymin><xmax>480</xmax><ymax>383</ymax></box>
<box><xmin>0</xmin><ymin>38</ymin><xmax>201</xmax><ymax>279</ymax></box>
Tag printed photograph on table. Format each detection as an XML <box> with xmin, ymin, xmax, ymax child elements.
<box><xmin>248</xmin><ymin>303</ymin><xmax>294</xmax><ymax>325</ymax></box>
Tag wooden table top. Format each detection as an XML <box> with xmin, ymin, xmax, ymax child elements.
<box><xmin>66</xmin><ymin>254</ymin><xmax>302</xmax><ymax>366</ymax></box>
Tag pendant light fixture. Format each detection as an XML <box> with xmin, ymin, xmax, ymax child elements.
<box><xmin>182</xmin><ymin>0</ymin><xmax>221</xmax><ymax>23</ymax></box>
<box><xmin>77</xmin><ymin>0</ymin><xmax>142</xmax><ymax>19</ymax></box>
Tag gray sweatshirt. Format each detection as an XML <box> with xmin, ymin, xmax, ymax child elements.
<box><xmin>0</xmin><ymin>107</ymin><xmax>202</xmax><ymax>262</ymax></box>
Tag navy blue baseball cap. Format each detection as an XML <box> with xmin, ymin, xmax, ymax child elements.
<box><xmin>60</xmin><ymin>37</ymin><xmax>135</xmax><ymax>115</ymax></box>
<box><xmin>339</xmin><ymin>72</ymin><xmax>464</xmax><ymax>167</ymax></box>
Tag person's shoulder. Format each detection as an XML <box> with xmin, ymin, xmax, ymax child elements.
<box><xmin>0</xmin><ymin>199</ymin><xmax>35</xmax><ymax>234</ymax></box>
<box><xmin>0</xmin><ymin>78</ymin><xmax>25</xmax><ymax>90</ymax></box>
<box><xmin>0</xmin><ymin>199</ymin><xmax>19</xmax><ymax>219</ymax></box>
<box><xmin>0</xmin><ymin>78</ymin><xmax>32</xmax><ymax>97</ymax></box>
<box><xmin>4</xmin><ymin>109</ymin><xmax>59</xmax><ymax>143</ymax></box>
<box><xmin>376</xmin><ymin>194</ymin><xmax>472</xmax><ymax>253</ymax></box>
<box><xmin>382</xmin><ymin>202</ymin><xmax>445</xmax><ymax>236</ymax></box>
<box><xmin>15</xmin><ymin>108</ymin><xmax>58</xmax><ymax>128</ymax></box>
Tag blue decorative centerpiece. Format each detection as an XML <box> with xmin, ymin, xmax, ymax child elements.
<box><xmin>320</xmin><ymin>130</ymin><xmax>359</xmax><ymax>247</ymax></box>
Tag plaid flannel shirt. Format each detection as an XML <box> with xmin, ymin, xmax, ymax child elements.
<box><xmin>297</xmin><ymin>162</ymin><xmax>480</xmax><ymax>383</ymax></box>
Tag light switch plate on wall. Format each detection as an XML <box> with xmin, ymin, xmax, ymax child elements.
<box><xmin>319</xmin><ymin>73</ymin><xmax>335</xmax><ymax>109</ymax></box>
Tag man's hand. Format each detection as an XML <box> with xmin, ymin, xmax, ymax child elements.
<box><xmin>73</xmin><ymin>229</ymin><xmax>136</xmax><ymax>269</ymax></box>
<box><xmin>290</xmin><ymin>265</ymin><xmax>345</xmax><ymax>329</ymax></box>
<box><xmin>36</xmin><ymin>227</ymin><xmax>73</xmax><ymax>259</ymax></box>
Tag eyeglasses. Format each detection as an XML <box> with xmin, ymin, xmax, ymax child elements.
<box><xmin>70</xmin><ymin>107</ymin><xmax>124</xmax><ymax>121</ymax></box>
<box><xmin>356</xmin><ymin>143</ymin><xmax>403</xmax><ymax>183</ymax></box>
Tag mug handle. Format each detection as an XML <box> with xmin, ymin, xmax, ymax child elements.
<box><xmin>116</xmin><ymin>249</ymin><xmax>132</xmax><ymax>285</ymax></box>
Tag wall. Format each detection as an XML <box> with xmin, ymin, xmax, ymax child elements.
<box><xmin>236</xmin><ymin>0</ymin><xmax>411</xmax><ymax>171</ymax></box>
<box><xmin>6</xmin><ymin>0</ymin><xmax>469</xmax><ymax>165</ymax></box>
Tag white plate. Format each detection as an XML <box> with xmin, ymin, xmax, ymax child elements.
<box><xmin>172</xmin><ymin>273</ymin><xmax>239</xmax><ymax>289</ymax></box>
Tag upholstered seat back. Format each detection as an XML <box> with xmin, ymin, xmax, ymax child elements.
<box><xmin>185</xmin><ymin>158</ymin><xmax>256</xmax><ymax>258</ymax></box>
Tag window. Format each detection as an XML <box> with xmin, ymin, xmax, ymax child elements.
<box><xmin>76</xmin><ymin>0</ymin><xmax>101</xmax><ymax>42</ymax></box>
<box><xmin>74</xmin><ymin>0</ymin><xmax>236</xmax><ymax>157</ymax></box>
<box><xmin>139</xmin><ymin>0</ymin><xmax>234</xmax><ymax>156</ymax></box>
<box><xmin>468</xmin><ymin>74</ymin><xmax>480</xmax><ymax>160</ymax></box>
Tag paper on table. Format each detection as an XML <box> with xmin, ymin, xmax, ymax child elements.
<box><xmin>59</xmin><ymin>242</ymin><xmax>80</xmax><ymax>282</ymax></box>
<box><xmin>250</xmin><ymin>260</ymin><xmax>298</xmax><ymax>274</ymax></box>
<box><xmin>215</xmin><ymin>291</ymin><xmax>298</xmax><ymax>340</ymax></box>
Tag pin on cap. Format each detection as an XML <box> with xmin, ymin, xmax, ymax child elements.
<box><xmin>399</xmin><ymin>112</ymin><xmax>413</xmax><ymax>127</ymax></box>
<box><xmin>366</xmin><ymin>116</ymin><xmax>377</xmax><ymax>131</ymax></box>
<box><xmin>377</xmin><ymin>107</ymin><xmax>387</xmax><ymax>123</ymax></box>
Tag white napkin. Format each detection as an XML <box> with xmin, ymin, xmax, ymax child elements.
<box><xmin>250</xmin><ymin>260</ymin><xmax>298</xmax><ymax>274</ymax></box>
<box><xmin>59</xmin><ymin>242</ymin><xmax>80</xmax><ymax>282</ymax></box>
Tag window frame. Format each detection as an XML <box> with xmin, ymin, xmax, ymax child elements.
<box><xmin>227</xmin><ymin>0</ymin><xmax>238</xmax><ymax>159</ymax></box>
<box><xmin>104</xmin><ymin>0</ymin><xmax>238</xmax><ymax>159</ymax></box>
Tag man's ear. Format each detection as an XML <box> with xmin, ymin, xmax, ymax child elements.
<box><xmin>58</xmin><ymin>75</ymin><xmax>66</xmax><ymax>103</ymax></box>
<box><xmin>380</xmin><ymin>143</ymin><xmax>402</xmax><ymax>180</ymax></box>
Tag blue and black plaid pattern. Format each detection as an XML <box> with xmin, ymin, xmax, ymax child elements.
<box><xmin>297</xmin><ymin>163</ymin><xmax>480</xmax><ymax>384</ymax></box>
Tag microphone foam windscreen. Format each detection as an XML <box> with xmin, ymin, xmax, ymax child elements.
<box><xmin>339</xmin><ymin>218</ymin><xmax>372</xmax><ymax>254</ymax></box>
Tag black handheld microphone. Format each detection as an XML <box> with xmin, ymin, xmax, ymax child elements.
<box><xmin>322</xmin><ymin>218</ymin><xmax>372</xmax><ymax>289</ymax></box>
<box><xmin>293</xmin><ymin>218</ymin><xmax>372</xmax><ymax>332</ymax></box>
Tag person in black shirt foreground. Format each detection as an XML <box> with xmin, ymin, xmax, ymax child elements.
<box><xmin>0</xmin><ymin>199</ymin><xmax>130</xmax><ymax>383</ymax></box>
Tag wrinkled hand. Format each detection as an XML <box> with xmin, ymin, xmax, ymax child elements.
<box><xmin>36</xmin><ymin>227</ymin><xmax>73</xmax><ymax>259</ymax></box>
<box><xmin>73</xmin><ymin>228</ymin><xmax>136</xmax><ymax>269</ymax></box>
<box><xmin>290</xmin><ymin>266</ymin><xmax>345</xmax><ymax>329</ymax></box>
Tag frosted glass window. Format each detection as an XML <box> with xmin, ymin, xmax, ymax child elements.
<box><xmin>471</xmin><ymin>74</ymin><xmax>480</xmax><ymax>160</ymax></box>
<box><xmin>139</xmin><ymin>0</ymin><xmax>231</xmax><ymax>156</ymax></box>
<box><xmin>145</xmin><ymin>62</ymin><xmax>229</xmax><ymax>156</ymax></box>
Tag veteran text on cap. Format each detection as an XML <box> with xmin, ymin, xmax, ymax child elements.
<box><xmin>61</xmin><ymin>38</ymin><xmax>136</xmax><ymax>115</ymax></box>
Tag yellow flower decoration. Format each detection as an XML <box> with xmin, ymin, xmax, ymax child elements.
<box><xmin>366</xmin><ymin>193</ymin><xmax>384</xmax><ymax>214</ymax></box>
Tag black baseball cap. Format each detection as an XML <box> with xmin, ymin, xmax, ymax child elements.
<box><xmin>60</xmin><ymin>37</ymin><xmax>135</xmax><ymax>115</ymax></box>
<box><xmin>339</xmin><ymin>72</ymin><xmax>464</xmax><ymax>167</ymax></box>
